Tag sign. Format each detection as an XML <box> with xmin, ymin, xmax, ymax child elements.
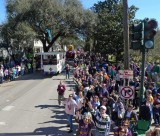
<box><xmin>119</xmin><ymin>86</ymin><xmax>134</xmax><ymax>99</ymax></box>
<box><xmin>118</xmin><ymin>70</ymin><xmax>133</xmax><ymax>79</ymax></box>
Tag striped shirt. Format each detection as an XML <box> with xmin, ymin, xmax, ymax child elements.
<box><xmin>91</xmin><ymin>111</ymin><xmax>110</xmax><ymax>133</ymax></box>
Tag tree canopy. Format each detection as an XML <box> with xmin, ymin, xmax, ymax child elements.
<box><xmin>2</xmin><ymin>0</ymin><xmax>96</xmax><ymax>52</ymax></box>
<box><xmin>92</xmin><ymin>0</ymin><xmax>138</xmax><ymax>61</ymax></box>
<box><xmin>1</xmin><ymin>0</ymin><xmax>159</xmax><ymax>63</ymax></box>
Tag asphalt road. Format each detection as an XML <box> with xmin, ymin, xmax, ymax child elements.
<box><xmin>0</xmin><ymin>72</ymin><xmax>77</xmax><ymax>136</ymax></box>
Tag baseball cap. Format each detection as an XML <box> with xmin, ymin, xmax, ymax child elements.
<box><xmin>100</xmin><ymin>105</ymin><xmax>106</xmax><ymax>110</ymax></box>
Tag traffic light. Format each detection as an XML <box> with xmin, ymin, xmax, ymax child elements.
<box><xmin>130</xmin><ymin>21</ymin><xmax>144</xmax><ymax>50</ymax></box>
<box><xmin>143</xmin><ymin>19</ymin><xmax>158</xmax><ymax>49</ymax></box>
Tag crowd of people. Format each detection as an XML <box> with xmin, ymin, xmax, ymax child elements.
<box><xmin>57</xmin><ymin>52</ymin><xmax>160</xmax><ymax>136</ymax></box>
<box><xmin>0</xmin><ymin>59</ymin><xmax>36</xmax><ymax>84</ymax></box>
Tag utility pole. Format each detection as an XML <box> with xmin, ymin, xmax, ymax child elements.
<box><xmin>139</xmin><ymin>19</ymin><xmax>158</xmax><ymax>106</ymax></box>
<box><xmin>123</xmin><ymin>0</ymin><xmax>130</xmax><ymax>69</ymax></box>
<box><xmin>131</xmin><ymin>18</ymin><xmax>158</xmax><ymax>111</ymax></box>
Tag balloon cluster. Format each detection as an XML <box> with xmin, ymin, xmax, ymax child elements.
<box><xmin>66</xmin><ymin>45</ymin><xmax>75</xmax><ymax>59</ymax></box>
<box><xmin>67</xmin><ymin>45</ymin><xmax>74</xmax><ymax>51</ymax></box>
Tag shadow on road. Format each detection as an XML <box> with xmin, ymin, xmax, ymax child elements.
<box><xmin>0</xmin><ymin>126</ymin><xmax>69</xmax><ymax>135</ymax></box>
<box><xmin>0</xmin><ymin>69</ymin><xmax>77</xmax><ymax>136</ymax></box>
<box><xmin>0</xmin><ymin>104</ymin><xmax>75</xmax><ymax>136</ymax></box>
<box><xmin>35</xmin><ymin>104</ymin><xmax>60</xmax><ymax>109</ymax></box>
<box><xmin>14</xmin><ymin>72</ymin><xmax>44</xmax><ymax>81</ymax></box>
<box><xmin>14</xmin><ymin>69</ymin><xmax>70</xmax><ymax>81</ymax></box>
<box><xmin>33</xmin><ymin>104</ymin><xmax>75</xmax><ymax>136</ymax></box>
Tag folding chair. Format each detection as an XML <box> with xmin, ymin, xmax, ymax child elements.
<box><xmin>136</xmin><ymin>120</ymin><xmax>150</xmax><ymax>136</ymax></box>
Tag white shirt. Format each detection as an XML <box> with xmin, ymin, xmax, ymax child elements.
<box><xmin>0</xmin><ymin>69</ymin><xmax>4</xmax><ymax>77</ymax></box>
<box><xmin>77</xmin><ymin>97</ymin><xmax>83</xmax><ymax>109</ymax></box>
<box><xmin>73</xmin><ymin>92</ymin><xmax>83</xmax><ymax>109</ymax></box>
<box><xmin>65</xmin><ymin>99</ymin><xmax>77</xmax><ymax>115</ymax></box>
<box><xmin>18</xmin><ymin>66</ymin><xmax>21</xmax><ymax>72</ymax></box>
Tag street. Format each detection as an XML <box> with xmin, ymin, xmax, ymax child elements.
<box><xmin>0</xmin><ymin>0</ymin><xmax>159</xmax><ymax>136</ymax></box>
<box><xmin>0</xmin><ymin>72</ymin><xmax>76</xmax><ymax>136</ymax></box>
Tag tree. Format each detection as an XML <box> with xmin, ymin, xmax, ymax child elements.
<box><xmin>0</xmin><ymin>24</ymin><xmax>17</xmax><ymax>61</ymax></box>
<box><xmin>146</xmin><ymin>30</ymin><xmax>160</xmax><ymax>62</ymax></box>
<box><xmin>4</xmin><ymin>0</ymin><xmax>96</xmax><ymax>52</ymax></box>
<box><xmin>91</xmin><ymin>0</ymin><xmax>138</xmax><ymax>61</ymax></box>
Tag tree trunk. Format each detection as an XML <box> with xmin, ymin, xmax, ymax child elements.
<box><xmin>6</xmin><ymin>48</ymin><xmax>16</xmax><ymax>63</ymax></box>
<box><xmin>43</xmin><ymin>45</ymin><xmax>48</xmax><ymax>52</ymax></box>
<box><xmin>11</xmin><ymin>54</ymin><xmax>16</xmax><ymax>63</ymax></box>
<box><xmin>42</xmin><ymin>31</ymin><xmax>64</xmax><ymax>52</ymax></box>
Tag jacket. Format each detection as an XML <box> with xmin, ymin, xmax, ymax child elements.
<box><xmin>139</xmin><ymin>104</ymin><xmax>152</xmax><ymax>121</ymax></box>
<box><xmin>124</xmin><ymin>110</ymin><xmax>138</xmax><ymax>121</ymax></box>
<box><xmin>57</xmin><ymin>84</ymin><xmax>66</xmax><ymax>95</ymax></box>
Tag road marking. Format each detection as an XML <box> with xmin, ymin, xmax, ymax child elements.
<box><xmin>0</xmin><ymin>122</ymin><xmax>6</xmax><ymax>125</ymax></box>
<box><xmin>2</xmin><ymin>106</ymin><xmax>14</xmax><ymax>111</ymax></box>
<box><xmin>1</xmin><ymin>84</ymin><xmax>14</xmax><ymax>87</ymax></box>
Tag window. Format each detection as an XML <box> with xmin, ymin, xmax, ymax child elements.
<box><xmin>43</xmin><ymin>54</ymin><xmax>58</xmax><ymax>65</ymax></box>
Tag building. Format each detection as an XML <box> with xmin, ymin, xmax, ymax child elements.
<box><xmin>34</xmin><ymin>40</ymin><xmax>65</xmax><ymax>53</ymax></box>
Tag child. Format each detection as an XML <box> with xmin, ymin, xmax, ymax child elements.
<box><xmin>4</xmin><ymin>68</ymin><xmax>9</xmax><ymax>80</ymax></box>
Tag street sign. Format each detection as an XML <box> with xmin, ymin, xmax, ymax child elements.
<box><xmin>118</xmin><ymin>70</ymin><xmax>133</xmax><ymax>79</ymax></box>
<box><xmin>119</xmin><ymin>86</ymin><xmax>134</xmax><ymax>99</ymax></box>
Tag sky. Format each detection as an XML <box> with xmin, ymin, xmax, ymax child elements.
<box><xmin>0</xmin><ymin>0</ymin><xmax>160</xmax><ymax>25</ymax></box>
<box><xmin>81</xmin><ymin>0</ymin><xmax>160</xmax><ymax>25</ymax></box>
<box><xmin>0</xmin><ymin>0</ymin><xmax>6</xmax><ymax>24</ymax></box>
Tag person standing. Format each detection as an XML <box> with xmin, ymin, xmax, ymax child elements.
<box><xmin>114</xmin><ymin>120</ymin><xmax>132</xmax><ymax>136</ymax></box>
<box><xmin>124</xmin><ymin>104</ymin><xmax>138</xmax><ymax>122</ymax></box>
<box><xmin>65</xmin><ymin>64</ymin><xmax>70</xmax><ymax>79</ymax></box>
<box><xmin>88</xmin><ymin>103</ymin><xmax>111</xmax><ymax>136</ymax></box>
<box><xmin>73</xmin><ymin>91</ymin><xmax>84</xmax><ymax>110</ymax></box>
<box><xmin>77</xmin><ymin>112</ymin><xmax>95</xmax><ymax>136</ymax></box>
<box><xmin>32</xmin><ymin>58</ymin><xmax>37</xmax><ymax>73</ymax></box>
<box><xmin>113</xmin><ymin>97</ymin><xmax>125</xmax><ymax>126</ymax></box>
<box><xmin>9</xmin><ymin>68</ymin><xmax>14</xmax><ymax>81</ymax></box>
<box><xmin>149</xmin><ymin>82</ymin><xmax>157</xmax><ymax>98</ymax></box>
<box><xmin>4</xmin><ymin>68</ymin><xmax>9</xmax><ymax>80</ymax></box>
<box><xmin>57</xmin><ymin>81</ymin><xmax>66</xmax><ymax>106</ymax></box>
<box><xmin>21</xmin><ymin>62</ymin><xmax>25</xmax><ymax>76</ymax></box>
<box><xmin>17</xmin><ymin>65</ymin><xmax>21</xmax><ymax>76</ymax></box>
<box><xmin>97</xmin><ymin>97</ymin><xmax>112</xmax><ymax>118</ymax></box>
<box><xmin>65</xmin><ymin>94</ymin><xmax>78</xmax><ymax>133</ymax></box>
<box><xmin>27</xmin><ymin>62</ymin><xmax>32</xmax><ymax>73</ymax></box>
<box><xmin>153</xmin><ymin>93</ymin><xmax>160</xmax><ymax>125</ymax></box>
<box><xmin>139</xmin><ymin>97</ymin><xmax>153</xmax><ymax>127</ymax></box>
<box><xmin>0</xmin><ymin>66</ymin><xmax>4</xmax><ymax>84</ymax></box>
